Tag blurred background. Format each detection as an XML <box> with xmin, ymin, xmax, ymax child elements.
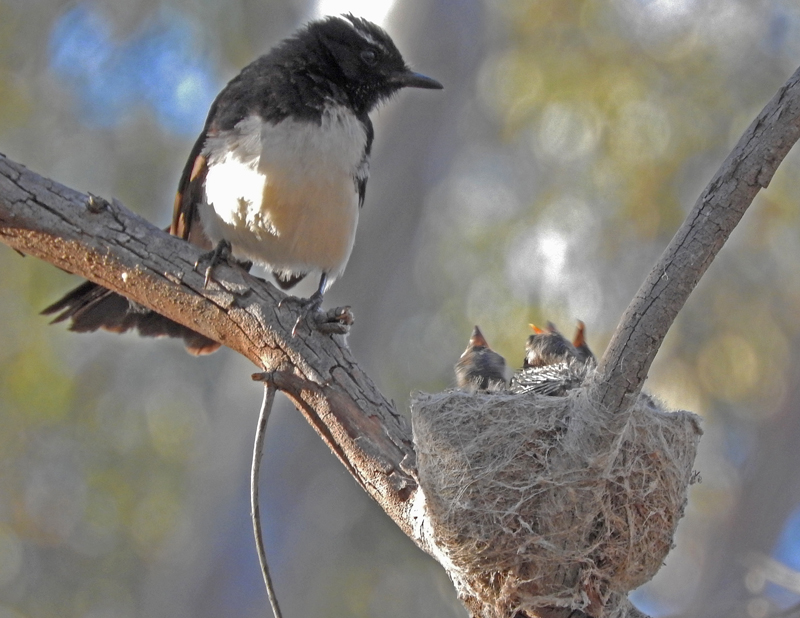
<box><xmin>1</xmin><ymin>0</ymin><xmax>800</xmax><ymax>617</ymax></box>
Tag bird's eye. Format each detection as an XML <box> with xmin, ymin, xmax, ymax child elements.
<box><xmin>360</xmin><ymin>49</ymin><xmax>378</xmax><ymax>65</ymax></box>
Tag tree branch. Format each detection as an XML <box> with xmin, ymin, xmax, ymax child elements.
<box><xmin>0</xmin><ymin>152</ymin><xmax>419</xmax><ymax>539</ymax></box>
<box><xmin>589</xmin><ymin>64</ymin><xmax>800</xmax><ymax>416</ymax></box>
<box><xmin>1</xmin><ymin>62</ymin><xmax>799</xmax><ymax>618</ymax></box>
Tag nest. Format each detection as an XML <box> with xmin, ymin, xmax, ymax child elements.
<box><xmin>411</xmin><ymin>382</ymin><xmax>702</xmax><ymax>618</ymax></box>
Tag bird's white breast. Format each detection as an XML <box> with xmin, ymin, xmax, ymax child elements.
<box><xmin>201</xmin><ymin>107</ymin><xmax>368</xmax><ymax>285</ymax></box>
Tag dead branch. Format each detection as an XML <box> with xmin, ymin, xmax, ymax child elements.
<box><xmin>588</xmin><ymin>64</ymin><xmax>800</xmax><ymax>419</ymax></box>
<box><xmin>0</xmin><ymin>153</ymin><xmax>418</xmax><ymax>538</ymax></box>
<box><xmin>1</xmin><ymin>62</ymin><xmax>800</xmax><ymax>618</ymax></box>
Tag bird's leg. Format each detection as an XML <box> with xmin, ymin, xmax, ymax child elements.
<box><xmin>306</xmin><ymin>273</ymin><xmax>327</xmax><ymax>311</ymax></box>
<box><xmin>277</xmin><ymin>274</ymin><xmax>324</xmax><ymax>312</ymax></box>
<box><xmin>194</xmin><ymin>240</ymin><xmax>252</xmax><ymax>287</ymax></box>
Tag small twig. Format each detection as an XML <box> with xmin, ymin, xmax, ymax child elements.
<box><xmin>251</xmin><ymin>372</ymin><xmax>283</xmax><ymax>618</ymax></box>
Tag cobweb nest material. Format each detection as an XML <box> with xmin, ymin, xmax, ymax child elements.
<box><xmin>411</xmin><ymin>379</ymin><xmax>702</xmax><ymax>618</ymax></box>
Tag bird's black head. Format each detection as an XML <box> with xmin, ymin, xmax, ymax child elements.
<box><xmin>304</xmin><ymin>14</ymin><xmax>442</xmax><ymax>114</ymax></box>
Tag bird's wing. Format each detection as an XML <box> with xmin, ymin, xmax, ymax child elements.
<box><xmin>356</xmin><ymin>115</ymin><xmax>374</xmax><ymax>208</ymax></box>
<box><xmin>171</xmin><ymin>129</ymin><xmax>211</xmax><ymax>246</ymax></box>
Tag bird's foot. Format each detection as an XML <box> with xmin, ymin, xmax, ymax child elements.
<box><xmin>309</xmin><ymin>304</ymin><xmax>354</xmax><ymax>336</ymax></box>
<box><xmin>194</xmin><ymin>240</ymin><xmax>251</xmax><ymax>287</ymax></box>
<box><xmin>280</xmin><ymin>293</ymin><xmax>353</xmax><ymax>336</ymax></box>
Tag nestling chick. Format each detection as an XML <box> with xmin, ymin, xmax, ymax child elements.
<box><xmin>512</xmin><ymin>320</ymin><xmax>597</xmax><ymax>396</ymax></box>
<box><xmin>455</xmin><ymin>326</ymin><xmax>508</xmax><ymax>391</ymax></box>
<box><xmin>523</xmin><ymin>323</ymin><xmax>577</xmax><ymax>368</ymax></box>
<box><xmin>571</xmin><ymin>320</ymin><xmax>596</xmax><ymax>367</ymax></box>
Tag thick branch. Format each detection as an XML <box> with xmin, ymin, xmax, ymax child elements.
<box><xmin>0</xmin><ymin>152</ymin><xmax>418</xmax><ymax>538</ymax></box>
<box><xmin>590</xmin><ymin>64</ymin><xmax>800</xmax><ymax>414</ymax></box>
<box><xmin>1</xmin><ymin>63</ymin><xmax>799</xmax><ymax>618</ymax></box>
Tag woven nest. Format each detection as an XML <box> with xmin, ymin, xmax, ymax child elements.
<box><xmin>411</xmin><ymin>382</ymin><xmax>702</xmax><ymax>618</ymax></box>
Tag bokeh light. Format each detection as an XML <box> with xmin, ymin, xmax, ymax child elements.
<box><xmin>3</xmin><ymin>0</ymin><xmax>800</xmax><ymax>617</ymax></box>
<box><xmin>48</xmin><ymin>4</ymin><xmax>217</xmax><ymax>135</ymax></box>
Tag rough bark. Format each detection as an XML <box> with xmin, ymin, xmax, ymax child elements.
<box><xmin>2</xmin><ymin>62</ymin><xmax>800</xmax><ymax>618</ymax></box>
<box><xmin>588</xmin><ymin>64</ymin><xmax>800</xmax><ymax>419</ymax></box>
<box><xmin>0</xmin><ymin>154</ymin><xmax>419</xmax><ymax>539</ymax></box>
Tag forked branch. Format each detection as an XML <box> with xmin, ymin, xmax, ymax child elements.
<box><xmin>1</xmin><ymin>62</ymin><xmax>800</xmax><ymax>618</ymax></box>
<box><xmin>589</xmin><ymin>64</ymin><xmax>800</xmax><ymax>416</ymax></box>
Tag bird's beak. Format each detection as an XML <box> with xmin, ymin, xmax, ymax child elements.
<box><xmin>573</xmin><ymin>320</ymin><xmax>586</xmax><ymax>347</ymax></box>
<box><xmin>469</xmin><ymin>325</ymin><xmax>490</xmax><ymax>348</ymax></box>
<box><xmin>392</xmin><ymin>70</ymin><xmax>443</xmax><ymax>90</ymax></box>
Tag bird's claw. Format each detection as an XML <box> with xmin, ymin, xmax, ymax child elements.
<box><xmin>285</xmin><ymin>299</ymin><xmax>353</xmax><ymax>337</ymax></box>
<box><xmin>194</xmin><ymin>240</ymin><xmax>233</xmax><ymax>287</ymax></box>
<box><xmin>194</xmin><ymin>241</ymin><xmax>253</xmax><ymax>287</ymax></box>
<box><xmin>312</xmin><ymin>305</ymin><xmax>354</xmax><ymax>335</ymax></box>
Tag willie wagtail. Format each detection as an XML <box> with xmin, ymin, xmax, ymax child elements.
<box><xmin>43</xmin><ymin>14</ymin><xmax>443</xmax><ymax>354</ymax></box>
<box><xmin>571</xmin><ymin>320</ymin><xmax>596</xmax><ymax>367</ymax></box>
<box><xmin>511</xmin><ymin>321</ymin><xmax>596</xmax><ymax>396</ymax></box>
<box><xmin>523</xmin><ymin>322</ymin><xmax>576</xmax><ymax>369</ymax></box>
<box><xmin>455</xmin><ymin>325</ymin><xmax>508</xmax><ymax>391</ymax></box>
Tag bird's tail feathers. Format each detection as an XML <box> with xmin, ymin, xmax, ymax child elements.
<box><xmin>42</xmin><ymin>281</ymin><xmax>220</xmax><ymax>355</ymax></box>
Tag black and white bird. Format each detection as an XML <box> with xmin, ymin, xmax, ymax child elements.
<box><xmin>455</xmin><ymin>325</ymin><xmax>508</xmax><ymax>392</ymax></box>
<box><xmin>43</xmin><ymin>14</ymin><xmax>442</xmax><ymax>354</ymax></box>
